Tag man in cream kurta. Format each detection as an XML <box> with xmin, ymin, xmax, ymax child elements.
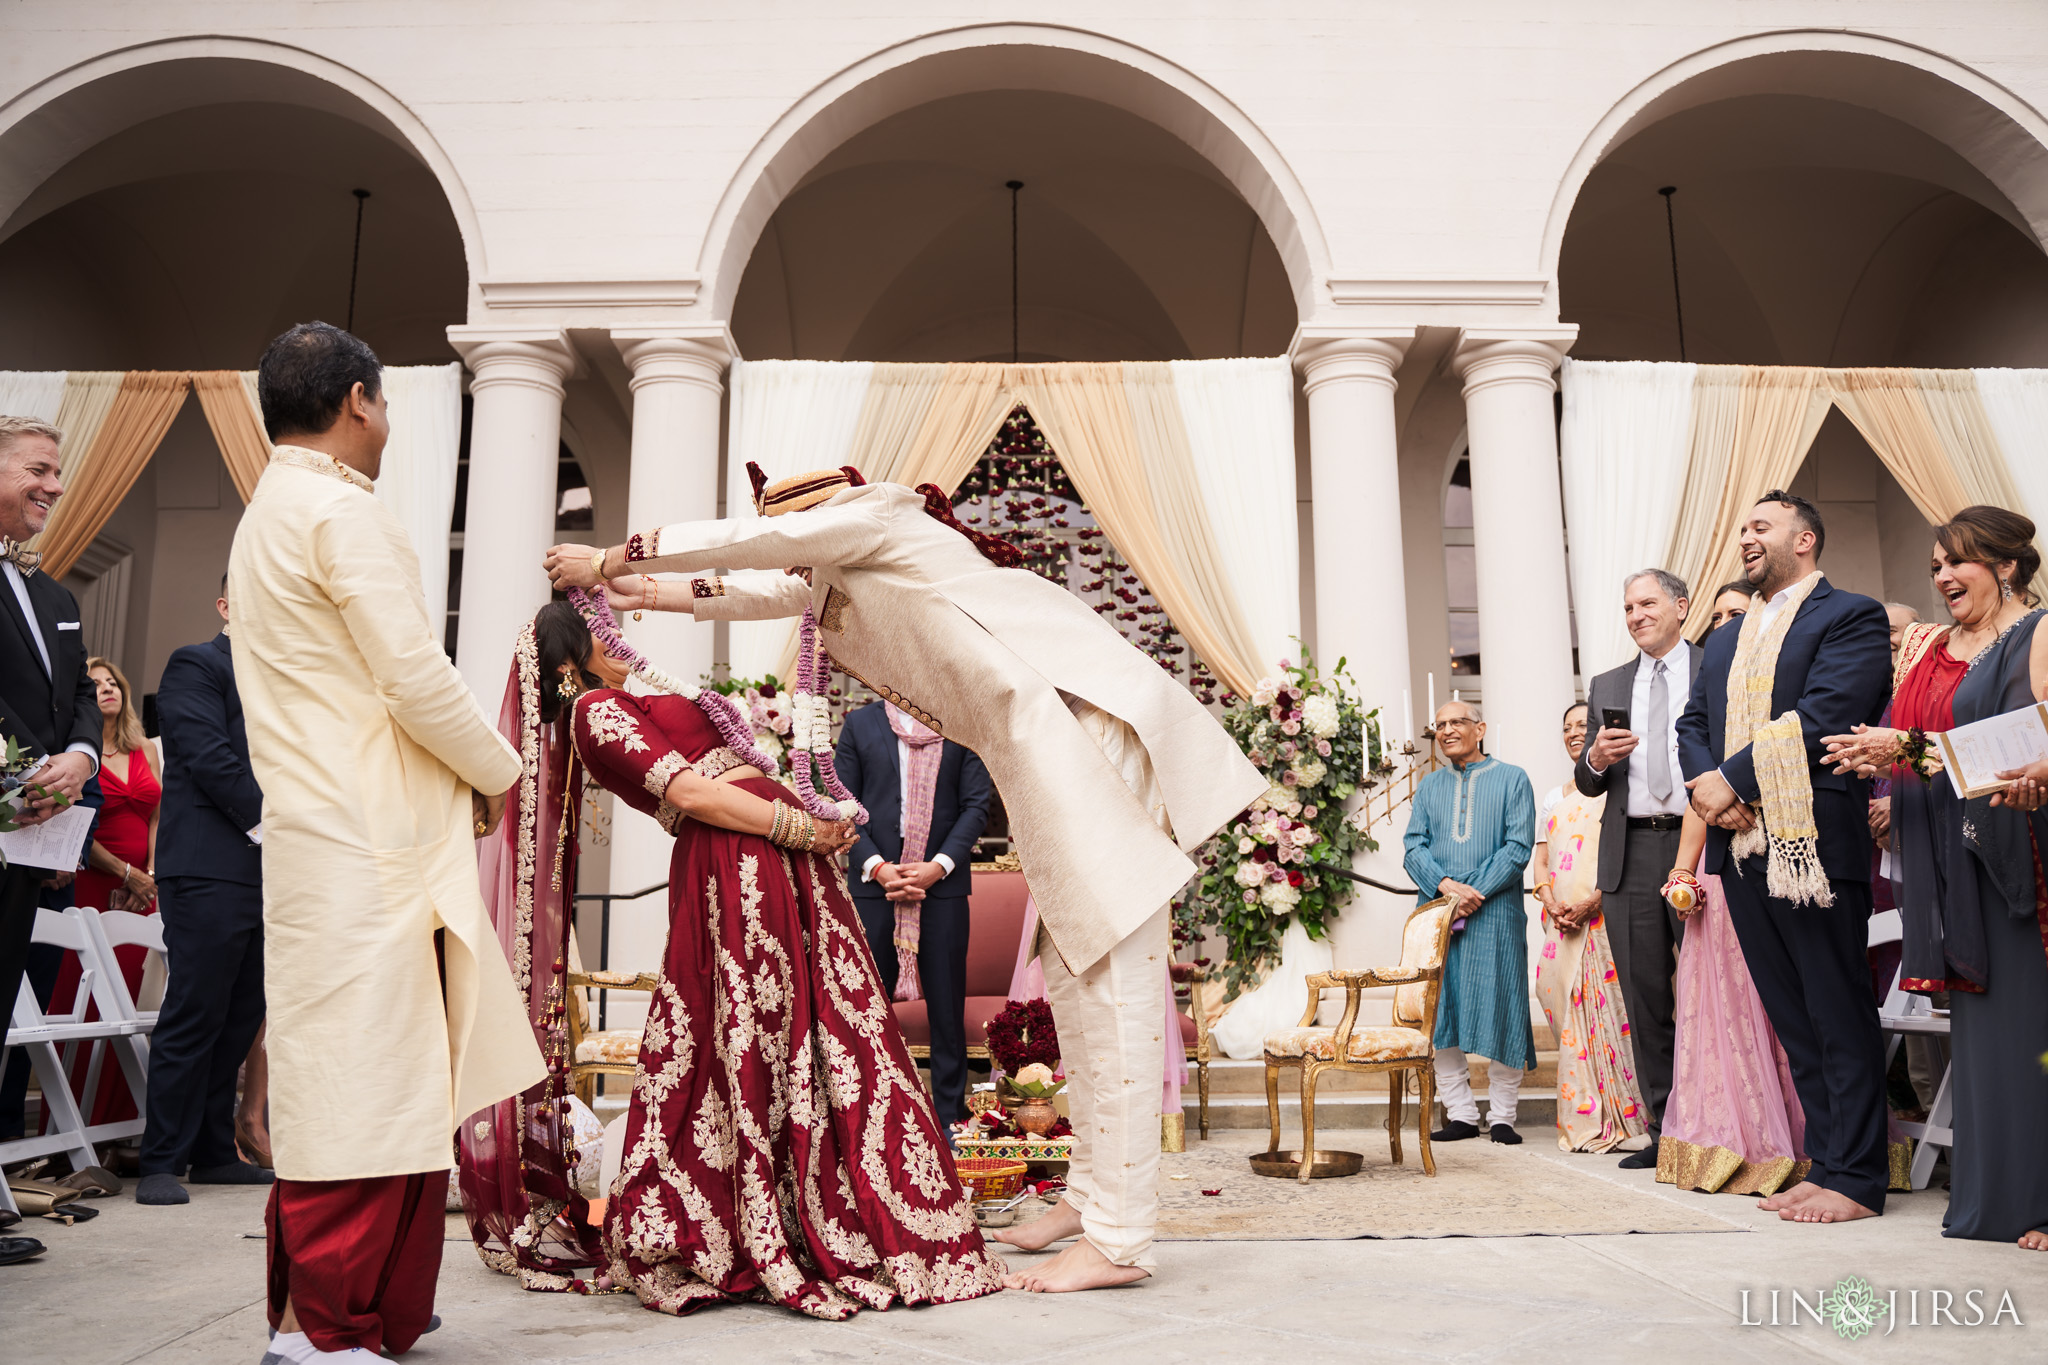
<box><xmin>547</xmin><ymin>470</ymin><xmax>1264</xmax><ymax>1293</ymax></box>
<box><xmin>233</xmin><ymin>322</ymin><xmax>538</xmax><ymax>1361</ymax></box>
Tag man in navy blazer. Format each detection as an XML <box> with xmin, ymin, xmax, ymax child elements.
<box><xmin>835</xmin><ymin>699</ymin><xmax>991</xmax><ymax>1126</ymax></box>
<box><xmin>1677</xmin><ymin>491</ymin><xmax>1892</xmax><ymax>1224</ymax></box>
<box><xmin>135</xmin><ymin>578</ymin><xmax>271</xmax><ymax>1204</ymax></box>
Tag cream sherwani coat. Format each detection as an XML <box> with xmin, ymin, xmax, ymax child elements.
<box><xmin>641</xmin><ymin>481</ymin><xmax>1266</xmax><ymax>971</ymax></box>
<box><xmin>228</xmin><ymin>447</ymin><xmax>539</xmax><ymax>1181</ymax></box>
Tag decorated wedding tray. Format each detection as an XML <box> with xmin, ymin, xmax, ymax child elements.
<box><xmin>955</xmin><ymin>1134</ymin><xmax>1072</xmax><ymax>1162</ymax></box>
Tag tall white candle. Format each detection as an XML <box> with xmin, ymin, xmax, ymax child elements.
<box><xmin>1403</xmin><ymin>689</ymin><xmax>1413</xmax><ymax>743</ymax></box>
<box><xmin>1428</xmin><ymin>672</ymin><xmax>1435</xmax><ymax>723</ymax></box>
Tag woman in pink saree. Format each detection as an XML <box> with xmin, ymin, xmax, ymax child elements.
<box><xmin>1657</xmin><ymin>809</ymin><xmax>1809</xmax><ymax>1195</ymax></box>
<box><xmin>1532</xmin><ymin>703</ymin><xmax>1647</xmax><ymax>1152</ymax></box>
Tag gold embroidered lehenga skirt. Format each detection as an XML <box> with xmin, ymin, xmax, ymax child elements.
<box><xmin>601</xmin><ymin>776</ymin><xmax>1002</xmax><ymax>1319</ymax></box>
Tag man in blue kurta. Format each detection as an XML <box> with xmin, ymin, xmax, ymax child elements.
<box><xmin>1404</xmin><ymin>700</ymin><xmax>1538</xmax><ymax>1144</ymax></box>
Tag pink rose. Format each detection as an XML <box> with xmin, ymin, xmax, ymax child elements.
<box><xmin>1316</xmin><ymin>739</ymin><xmax>1331</xmax><ymax>757</ymax></box>
<box><xmin>1281</xmin><ymin>720</ymin><xmax>1300</xmax><ymax>736</ymax></box>
<box><xmin>1242</xmin><ymin>889</ymin><xmax>1258</xmax><ymax>905</ymax></box>
<box><xmin>1303</xmin><ymin>805</ymin><xmax>1318</xmax><ymax>819</ymax></box>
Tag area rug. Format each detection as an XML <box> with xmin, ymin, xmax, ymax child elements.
<box><xmin>1026</xmin><ymin>1130</ymin><xmax>1745</xmax><ymax>1241</ymax></box>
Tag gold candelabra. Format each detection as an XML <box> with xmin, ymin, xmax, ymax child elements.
<box><xmin>1355</xmin><ymin>728</ymin><xmax>1440</xmax><ymax>834</ymax></box>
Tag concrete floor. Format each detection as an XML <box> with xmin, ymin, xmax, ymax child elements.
<box><xmin>6</xmin><ymin>1129</ymin><xmax>2043</xmax><ymax>1364</ymax></box>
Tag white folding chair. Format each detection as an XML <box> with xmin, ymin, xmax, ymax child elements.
<box><xmin>68</xmin><ymin>907</ymin><xmax>165</xmax><ymax>1126</ymax></box>
<box><xmin>0</xmin><ymin>909</ymin><xmax>150</xmax><ymax>1218</ymax></box>
<box><xmin>1872</xmin><ymin>922</ymin><xmax>1952</xmax><ymax>1192</ymax></box>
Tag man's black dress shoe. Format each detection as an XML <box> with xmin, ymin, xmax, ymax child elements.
<box><xmin>1489</xmin><ymin>1123</ymin><xmax>1522</xmax><ymax>1145</ymax></box>
<box><xmin>135</xmin><ymin>1172</ymin><xmax>189</xmax><ymax>1205</ymax></box>
<box><xmin>190</xmin><ymin>1160</ymin><xmax>274</xmax><ymax>1185</ymax></box>
<box><xmin>1431</xmin><ymin>1119</ymin><xmax>1481</xmax><ymax>1141</ymax></box>
<box><xmin>0</xmin><ymin>1235</ymin><xmax>45</xmax><ymax>1265</ymax></box>
<box><xmin>1618</xmin><ymin>1146</ymin><xmax>1658</xmax><ymax>1170</ymax></box>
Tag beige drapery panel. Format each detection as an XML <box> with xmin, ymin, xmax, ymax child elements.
<box><xmin>1008</xmin><ymin>363</ymin><xmax>1263</xmax><ymax>697</ymax></box>
<box><xmin>48</xmin><ymin>371</ymin><xmax>123</xmax><ymax>496</ymax></box>
<box><xmin>772</xmin><ymin>361</ymin><xmax>1267</xmax><ymax>695</ymax></box>
<box><xmin>1119</xmin><ymin>363</ymin><xmax>1267</xmax><ymax>686</ymax></box>
<box><xmin>191</xmin><ymin>370</ymin><xmax>273</xmax><ymax>502</ymax></box>
<box><xmin>39</xmin><ymin>371</ymin><xmax>191</xmax><ymax>578</ymax></box>
<box><xmin>1676</xmin><ymin>367</ymin><xmax>1834</xmax><ymax>639</ymax></box>
<box><xmin>1824</xmin><ymin>367</ymin><xmax>2046</xmax><ymax>601</ymax></box>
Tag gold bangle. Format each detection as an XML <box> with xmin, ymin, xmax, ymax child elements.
<box><xmin>589</xmin><ymin>548</ymin><xmax>608</xmax><ymax>583</ymax></box>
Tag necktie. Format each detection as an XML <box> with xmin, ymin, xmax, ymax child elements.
<box><xmin>1647</xmin><ymin>657</ymin><xmax>1672</xmax><ymax>804</ymax></box>
<box><xmin>2</xmin><ymin>539</ymin><xmax>40</xmax><ymax>578</ymax></box>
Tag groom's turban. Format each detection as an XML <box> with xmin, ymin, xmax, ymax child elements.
<box><xmin>749</xmin><ymin>462</ymin><xmax>866</xmax><ymax>517</ymax></box>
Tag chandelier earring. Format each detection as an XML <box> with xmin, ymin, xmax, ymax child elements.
<box><xmin>2003</xmin><ymin>577</ymin><xmax>2015</xmax><ymax>601</ymax></box>
<box><xmin>557</xmin><ymin>668</ymin><xmax>585</xmax><ymax>705</ymax></box>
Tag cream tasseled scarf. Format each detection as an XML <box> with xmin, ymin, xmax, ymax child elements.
<box><xmin>1723</xmin><ymin>570</ymin><xmax>1833</xmax><ymax>907</ymax></box>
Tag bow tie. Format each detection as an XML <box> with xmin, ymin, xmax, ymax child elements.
<box><xmin>1</xmin><ymin>540</ymin><xmax>40</xmax><ymax>578</ymax></box>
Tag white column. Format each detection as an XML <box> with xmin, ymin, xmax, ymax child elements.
<box><xmin>1296</xmin><ymin>333</ymin><xmax>1413</xmax><ymax>717</ymax></box>
<box><xmin>1296</xmin><ymin>330</ymin><xmax>1415</xmax><ymax>995</ymax></box>
<box><xmin>1452</xmin><ymin>332</ymin><xmax>1578</xmax><ymax>784</ymax></box>
<box><xmin>445</xmin><ymin>327</ymin><xmax>579</xmax><ymax>701</ymax></box>
<box><xmin>601</xmin><ymin>327</ymin><xmax>735</xmax><ymax>1001</ymax></box>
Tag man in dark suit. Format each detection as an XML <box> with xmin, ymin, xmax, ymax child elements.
<box><xmin>0</xmin><ymin>415</ymin><xmax>101</xmax><ymax>1267</ymax></box>
<box><xmin>135</xmin><ymin>577</ymin><xmax>272</xmax><ymax>1205</ymax></box>
<box><xmin>835</xmin><ymin>699</ymin><xmax>991</xmax><ymax>1126</ymax></box>
<box><xmin>1574</xmin><ymin>567</ymin><xmax>1703</xmax><ymax>1168</ymax></box>
<box><xmin>1677</xmin><ymin>490</ymin><xmax>1892</xmax><ymax>1224</ymax></box>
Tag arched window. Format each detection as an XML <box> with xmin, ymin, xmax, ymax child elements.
<box><xmin>1443</xmin><ymin>456</ymin><xmax>1479</xmax><ymax>679</ymax></box>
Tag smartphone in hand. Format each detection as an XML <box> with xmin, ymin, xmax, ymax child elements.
<box><xmin>1601</xmin><ymin>707</ymin><xmax>1630</xmax><ymax>734</ymax></box>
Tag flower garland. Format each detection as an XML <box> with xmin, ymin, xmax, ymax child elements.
<box><xmin>785</xmin><ymin>608</ymin><xmax>868</xmax><ymax>824</ymax></box>
<box><xmin>566</xmin><ymin>587</ymin><xmax>779</xmax><ymax>776</ymax></box>
<box><xmin>1174</xmin><ymin>645</ymin><xmax>1381</xmax><ymax>999</ymax></box>
<box><xmin>984</xmin><ymin>997</ymin><xmax>1060</xmax><ymax>1077</ymax></box>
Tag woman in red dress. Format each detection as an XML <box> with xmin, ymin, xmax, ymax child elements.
<box><xmin>50</xmin><ymin>656</ymin><xmax>161</xmax><ymax>1131</ymax></box>
<box><xmin>553</xmin><ymin>598</ymin><xmax>1002</xmax><ymax>1318</ymax></box>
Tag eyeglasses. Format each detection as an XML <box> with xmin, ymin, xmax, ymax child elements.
<box><xmin>1436</xmin><ymin>718</ymin><xmax>1480</xmax><ymax>731</ymax></box>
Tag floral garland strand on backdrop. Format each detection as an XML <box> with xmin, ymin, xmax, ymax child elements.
<box><xmin>1173</xmin><ymin>646</ymin><xmax>1382</xmax><ymax>999</ymax></box>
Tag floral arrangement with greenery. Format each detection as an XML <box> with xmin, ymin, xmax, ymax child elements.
<box><xmin>1173</xmin><ymin>646</ymin><xmax>1383</xmax><ymax>999</ymax></box>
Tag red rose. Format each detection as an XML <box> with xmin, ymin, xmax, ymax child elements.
<box><xmin>1288</xmin><ymin>870</ymin><xmax>1303</xmax><ymax>887</ymax></box>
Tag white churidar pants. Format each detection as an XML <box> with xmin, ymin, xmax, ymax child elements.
<box><xmin>1037</xmin><ymin>697</ymin><xmax>1171</xmax><ymax>1268</ymax></box>
<box><xmin>1432</xmin><ymin>1046</ymin><xmax>1523</xmax><ymax>1127</ymax></box>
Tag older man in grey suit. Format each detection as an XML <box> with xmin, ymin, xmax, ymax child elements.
<box><xmin>1574</xmin><ymin>567</ymin><xmax>1703</xmax><ymax>1169</ymax></box>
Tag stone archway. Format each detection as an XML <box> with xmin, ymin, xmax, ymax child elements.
<box><xmin>698</xmin><ymin>25</ymin><xmax>1329</xmax><ymax>327</ymax></box>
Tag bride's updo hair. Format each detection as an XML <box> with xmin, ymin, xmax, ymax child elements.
<box><xmin>534</xmin><ymin>600</ymin><xmax>601</xmax><ymax>723</ymax></box>
<box><xmin>1936</xmin><ymin>505</ymin><xmax>2042</xmax><ymax>607</ymax></box>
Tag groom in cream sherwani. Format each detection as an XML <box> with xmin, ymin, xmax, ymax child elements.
<box><xmin>546</xmin><ymin>465</ymin><xmax>1263</xmax><ymax>1293</ymax></box>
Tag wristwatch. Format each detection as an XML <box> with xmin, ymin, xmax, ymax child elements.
<box><xmin>589</xmin><ymin>548</ymin><xmax>608</xmax><ymax>583</ymax></box>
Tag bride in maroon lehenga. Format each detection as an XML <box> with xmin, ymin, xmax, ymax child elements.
<box><xmin>553</xmin><ymin>603</ymin><xmax>1002</xmax><ymax>1319</ymax></box>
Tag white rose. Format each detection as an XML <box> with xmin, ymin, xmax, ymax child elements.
<box><xmin>1259</xmin><ymin>879</ymin><xmax>1301</xmax><ymax>911</ymax></box>
<box><xmin>1302</xmin><ymin>693</ymin><xmax>1341</xmax><ymax>738</ymax></box>
<box><xmin>1251</xmin><ymin>677</ymin><xmax>1280</xmax><ymax>706</ymax></box>
<box><xmin>1237</xmin><ymin>837</ymin><xmax>1254</xmax><ymax>855</ymax></box>
<box><xmin>1234</xmin><ymin>861</ymin><xmax>1264</xmax><ymax>888</ymax></box>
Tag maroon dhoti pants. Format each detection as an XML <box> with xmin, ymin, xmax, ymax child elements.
<box><xmin>265</xmin><ymin>1170</ymin><xmax>446</xmax><ymax>1355</ymax></box>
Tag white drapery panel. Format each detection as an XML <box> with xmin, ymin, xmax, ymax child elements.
<box><xmin>0</xmin><ymin>371</ymin><xmax>67</xmax><ymax>423</ymax></box>
<box><xmin>725</xmin><ymin>359</ymin><xmax>875</xmax><ymax>682</ymax></box>
<box><xmin>1168</xmin><ymin>357</ymin><xmax>1300</xmax><ymax>672</ymax></box>
<box><xmin>1559</xmin><ymin>360</ymin><xmax>1698</xmax><ymax>675</ymax></box>
<box><xmin>1975</xmin><ymin>369</ymin><xmax>2048</xmax><ymax>560</ymax></box>
<box><xmin>372</xmin><ymin>363</ymin><xmax>465</xmax><ymax>623</ymax></box>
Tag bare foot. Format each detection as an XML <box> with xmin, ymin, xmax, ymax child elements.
<box><xmin>989</xmin><ymin>1199</ymin><xmax>1081</xmax><ymax>1252</ymax></box>
<box><xmin>1757</xmin><ymin>1180</ymin><xmax>1820</xmax><ymax>1213</ymax></box>
<box><xmin>1002</xmin><ymin>1237</ymin><xmax>1149</xmax><ymax>1293</ymax></box>
<box><xmin>1784</xmin><ymin>1188</ymin><xmax>1879</xmax><ymax>1223</ymax></box>
<box><xmin>2019</xmin><ymin>1229</ymin><xmax>2048</xmax><ymax>1252</ymax></box>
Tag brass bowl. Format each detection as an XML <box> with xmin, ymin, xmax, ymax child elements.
<box><xmin>1247</xmin><ymin>1148</ymin><xmax>1364</xmax><ymax>1180</ymax></box>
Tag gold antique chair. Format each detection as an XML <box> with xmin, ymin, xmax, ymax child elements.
<box><xmin>566</xmin><ymin>968</ymin><xmax>659</xmax><ymax>1108</ymax></box>
<box><xmin>1259</xmin><ymin>897</ymin><xmax>1457</xmax><ymax>1182</ymax></box>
